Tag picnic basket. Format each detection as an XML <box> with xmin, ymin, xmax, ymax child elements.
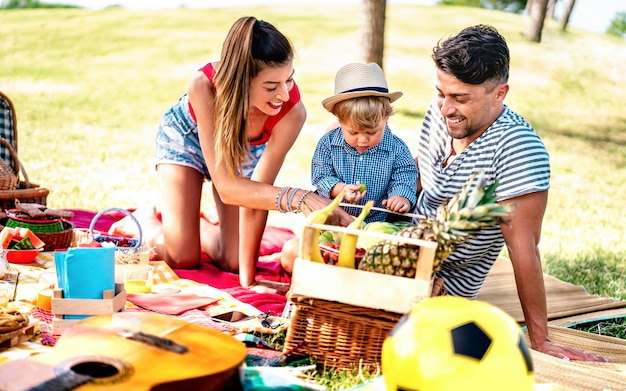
<box><xmin>0</xmin><ymin>92</ymin><xmax>49</xmax><ymax>210</ymax></box>
<box><xmin>0</xmin><ymin>138</ymin><xmax>18</xmax><ymax>191</ymax></box>
<box><xmin>74</xmin><ymin>207</ymin><xmax>150</xmax><ymax>264</ymax></box>
<box><xmin>283</xmin><ymin>209</ymin><xmax>438</xmax><ymax>370</ymax></box>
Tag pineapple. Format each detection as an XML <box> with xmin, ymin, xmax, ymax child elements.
<box><xmin>358</xmin><ymin>171</ymin><xmax>513</xmax><ymax>277</ymax></box>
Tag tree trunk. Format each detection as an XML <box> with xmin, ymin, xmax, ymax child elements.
<box><xmin>525</xmin><ymin>0</ymin><xmax>549</xmax><ymax>42</ymax></box>
<box><xmin>360</xmin><ymin>0</ymin><xmax>387</xmax><ymax>69</ymax></box>
<box><xmin>524</xmin><ymin>0</ymin><xmax>533</xmax><ymax>14</ymax></box>
<box><xmin>559</xmin><ymin>0</ymin><xmax>576</xmax><ymax>31</ymax></box>
<box><xmin>547</xmin><ymin>0</ymin><xmax>557</xmax><ymax>19</ymax></box>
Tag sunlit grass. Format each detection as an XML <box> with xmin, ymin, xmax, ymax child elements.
<box><xmin>572</xmin><ymin>317</ymin><xmax>626</xmax><ymax>340</ymax></box>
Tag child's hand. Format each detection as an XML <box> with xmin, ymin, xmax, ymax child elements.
<box><xmin>382</xmin><ymin>196</ymin><xmax>411</xmax><ymax>214</ymax></box>
<box><xmin>342</xmin><ymin>183</ymin><xmax>367</xmax><ymax>203</ymax></box>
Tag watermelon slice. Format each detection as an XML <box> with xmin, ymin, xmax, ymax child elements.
<box><xmin>0</xmin><ymin>227</ymin><xmax>17</xmax><ymax>249</ymax></box>
<box><xmin>16</xmin><ymin>228</ymin><xmax>45</xmax><ymax>249</ymax></box>
<box><xmin>12</xmin><ymin>236</ymin><xmax>34</xmax><ymax>250</ymax></box>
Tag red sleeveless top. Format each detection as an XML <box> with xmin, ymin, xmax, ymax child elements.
<box><xmin>189</xmin><ymin>62</ymin><xmax>301</xmax><ymax>146</ymax></box>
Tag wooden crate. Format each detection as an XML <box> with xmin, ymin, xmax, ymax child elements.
<box><xmin>283</xmin><ymin>221</ymin><xmax>437</xmax><ymax>369</ymax></box>
<box><xmin>51</xmin><ymin>282</ymin><xmax>126</xmax><ymax>335</ymax></box>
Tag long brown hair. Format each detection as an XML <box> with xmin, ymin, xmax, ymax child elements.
<box><xmin>213</xmin><ymin>16</ymin><xmax>294</xmax><ymax>177</ymax></box>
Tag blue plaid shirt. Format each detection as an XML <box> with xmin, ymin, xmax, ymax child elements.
<box><xmin>311</xmin><ymin>125</ymin><xmax>418</xmax><ymax>223</ymax></box>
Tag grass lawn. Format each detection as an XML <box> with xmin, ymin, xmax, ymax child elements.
<box><xmin>1</xmin><ymin>4</ymin><xmax>625</xmax><ymax>388</ymax></box>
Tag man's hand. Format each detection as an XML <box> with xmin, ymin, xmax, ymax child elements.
<box><xmin>535</xmin><ymin>340</ymin><xmax>608</xmax><ymax>362</ymax></box>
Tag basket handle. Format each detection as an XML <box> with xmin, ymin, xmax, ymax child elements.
<box><xmin>89</xmin><ymin>207</ymin><xmax>143</xmax><ymax>250</ymax></box>
<box><xmin>0</xmin><ymin>137</ymin><xmax>27</xmax><ymax>183</ymax></box>
<box><xmin>0</xmin><ymin>137</ymin><xmax>31</xmax><ymax>187</ymax></box>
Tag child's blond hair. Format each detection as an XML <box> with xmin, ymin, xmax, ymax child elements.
<box><xmin>332</xmin><ymin>96</ymin><xmax>395</xmax><ymax>129</ymax></box>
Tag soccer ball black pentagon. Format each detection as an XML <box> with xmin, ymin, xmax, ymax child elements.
<box><xmin>382</xmin><ymin>296</ymin><xmax>534</xmax><ymax>390</ymax></box>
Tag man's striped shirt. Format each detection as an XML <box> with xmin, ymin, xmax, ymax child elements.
<box><xmin>415</xmin><ymin>100</ymin><xmax>550</xmax><ymax>298</ymax></box>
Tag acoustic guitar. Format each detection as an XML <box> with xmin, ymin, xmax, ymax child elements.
<box><xmin>0</xmin><ymin>312</ymin><xmax>247</xmax><ymax>391</ymax></box>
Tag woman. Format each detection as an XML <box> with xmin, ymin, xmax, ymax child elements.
<box><xmin>110</xmin><ymin>16</ymin><xmax>352</xmax><ymax>287</ymax></box>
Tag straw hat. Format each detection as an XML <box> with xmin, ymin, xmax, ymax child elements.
<box><xmin>322</xmin><ymin>62</ymin><xmax>403</xmax><ymax>112</ymax></box>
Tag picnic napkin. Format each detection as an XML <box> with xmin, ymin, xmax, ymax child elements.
<box><xmin>54</xmin><ymin>246</ymin><xmax>115</xmax><ymax>319</ymax></box>
<box><xmin>126</xmin><ymin>292</ymin><xmax>219</xmax><ymax>315</ymax></box>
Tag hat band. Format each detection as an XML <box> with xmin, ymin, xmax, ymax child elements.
<box><xmin>341</xmin><ymin>86</ymin><xmax>389</xmax><ymax>94</ymax></box>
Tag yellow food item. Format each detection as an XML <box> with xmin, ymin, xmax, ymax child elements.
<box><xmin>337</xmin><ymin>200</ymin><xmax>373</xmax><ymax>268</ymax></box>
<box><xmin>124</xmin><ymin>280</ymin><xmax>152</xmax><ymax>294</ymax></box>
<box><xmin>300</xmin><ymin>192</ymin><xmax>345</xmax><ymax>263</ymax></box>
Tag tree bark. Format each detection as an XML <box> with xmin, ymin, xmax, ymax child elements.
<box><xmin>360</xmin><ymin>0</ymin><xmax>387</xmax><ymax>69</ymax></box>
<box><xmin>525</xmin><ymin>0</ymin><xmax>549</xmax><ymax>42</ymax></box>
<box><xmin>547</xmin><ymin>0</ymin><xmax>557</xmax><ymax>19</ymax></box>
<box><xmin>524</xmin><ymin>0</ymin><xmax>533</xmax><ymax>14</ymax></box>
<box><xmin>559</xmin><ymin>0</ymin><xmax>577</xmax><ymax>31</ymax></box>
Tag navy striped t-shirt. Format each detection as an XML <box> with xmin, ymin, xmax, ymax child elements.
<box><xmin>415</xmin><ymin>100</ymin><xmax>550</xmax><ymax>298</ymax></box>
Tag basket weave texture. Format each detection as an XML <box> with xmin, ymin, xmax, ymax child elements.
<box><xmin>284</xmin><ymin>213</ymin><xmax>439</xmax><ymax>370</ymax></box>
<box><xmin>0</xmin><ymin>218</ymin><xmax>73</xmax><ymax>251</ymax></box>
<box><xmin>284</xmin><ymin>294</ymin><xmax>403</xmax><ymax>369</ymax></box>
<box><xmin>0</xmin><ymin>93</ymin><xmax>48</xmax><ymax>209</ymax></box>
<box><xmin>35</xmin><ymin>220</ymin><xmax>75</xmax><ymax>251</ymax></box>
<box><xmin>526</xmin><ymin>325</ymin><xmax>626</xmax><ymax>390</ymax></box>
<box><xmin>0</xmin><ymin>139</ymin><xmax>48</xmax><ymax>210</ymax></box>
<box><xmin>0</xmin><ymin>181</ymin><xmax>48</xmax><ymax>211</ymax></box>
<box><xmin>0</xmin><ymin>219</ymin><xmax>74</xmax><ymax>251</ymax></box>
<box><xmin>0</xmin><ymin>138</ymin><xmax>18</xmax><ymax>191</ymax></box>
<box><xmin>79</xmin><ymin>208</ymin><xmax>149</xmax><ymax>264</ymax></box>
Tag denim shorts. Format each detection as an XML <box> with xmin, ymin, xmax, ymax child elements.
<box><xmin>155</xmin><ymin>93</ymin><xmax>266</xmax><ymax>179</ymax></box>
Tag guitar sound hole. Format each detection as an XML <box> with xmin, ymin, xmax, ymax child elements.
<box><xmin>71</xmin><ymin>361</ymin><xmax>119</xmax><ymax>378</ymax></box>
<box><xmin>57</xmin><ymin>356</ymin><xmax>134</xmax><ymax>385</ymax></box>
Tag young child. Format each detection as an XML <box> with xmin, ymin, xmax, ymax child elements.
<box><xmin>280</xmin><ymin>62</ymin><xmax>418</xmax><ymax>273</ymax></box>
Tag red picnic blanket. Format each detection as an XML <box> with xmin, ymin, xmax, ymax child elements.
<box><xmin>67</xmin><ymin>209</ymin><xmax>295</xmax><ymax>315</ymax></box>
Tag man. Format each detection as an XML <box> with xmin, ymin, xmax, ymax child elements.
<box><xmin>415</xmin><ymin>24</ymin><xmax>606</xmax><ymax>362</ymax></box>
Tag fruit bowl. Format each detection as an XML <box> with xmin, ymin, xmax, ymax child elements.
<box><xmin>5</xmin><ymin>248</ymin><xmax>44</xmax><ymax>264</ymax></box>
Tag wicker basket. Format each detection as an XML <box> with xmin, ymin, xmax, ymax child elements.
<box><xmin>0</xmin><ymin>182</ymin><xmax>48</xmax><ymax>211</ymax></box>
<box><xmin>33</xmin><ymin>220</ymin><xmax>75</xmax><ymax>251</ymax></box>
<box><xmin>286</xmin><ymin>294</ymin><xmax>404</xmax><ymax>369</ymax></box>
<box><xmin>283</xmin><ymin>217</ymin><xmax>438</xmax><ymax>370</ymax></box>
<box><xmin>83</xmin><ymin>208</ymin><xmax>149</xmax><ymax>264</ymax></box>
<box><xmin>0</xmin><ymin>137</ymin><xmax>49</xmax><ymax>210</ymax></box>
<box><xmin>0</xmin><ymin>139</ymin><xmax>18</xmax><ymax>191</ymax></box>
<box><xmin>0</xmin><ymin>217</ymin><xmax>73</xmax><ymax>251</ymax></box>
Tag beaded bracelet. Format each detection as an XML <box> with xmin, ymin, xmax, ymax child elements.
<box><xmin>286</xmin><ymin>187</ymin><xmax>300</xmax><ymax>213</ymax></box>
<box><xmin>275</xmin><ymin>186</ymin><xmax>291</xmax><ymax>213</ymax></box>
<box><xmin>295</xmin><ymin>190</ymin><xmax>313</xmax><ymax>213</ymax></box>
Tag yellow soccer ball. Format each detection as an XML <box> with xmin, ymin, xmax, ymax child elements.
<box><xmin>382</xmin><ymin>296</ymin><xmax>534</xmax><ymax>391</ymax></box>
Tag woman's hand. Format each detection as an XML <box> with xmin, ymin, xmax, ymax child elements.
<box><xmin>300</xmin><ymin>192</ymin><xmax>354</xmax><ymax>227</ymax></box>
